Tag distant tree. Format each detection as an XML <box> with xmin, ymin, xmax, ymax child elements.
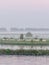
<box><xmin>3</xmin><ymin>37</ymin><xmax>8</xmax><ymax>39</ymax></box>
<box><xmin>25</xmin><ymin>32</ymin><xmax>32</xmax><ymax>39</ymax></box>
<box><xmin>34</xmin><ymin>38</ymin><xmax>38</xmax><ymax>39</ymax></box>
<box><xmin>20</xmin><ymin>34</ymin><xmax>24</xmax><ymax>39</ymax></box>
<box><xmin>10</xmin><ymin>37</ymin><xmax>13</xmax><ymax>39</ymax></box>
<box><xmin>40</xmin><ymin>38</ymin><xmax>43</xmax><ymax>41</ymax></box>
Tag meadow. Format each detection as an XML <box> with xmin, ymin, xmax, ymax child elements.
<box><xmin>0</xmin><ymin>38</ymin><xmax>49</xmax><ymax>46</ymax></box>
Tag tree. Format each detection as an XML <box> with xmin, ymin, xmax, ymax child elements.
<box><xmin>40</xmin><ymin>38</ymin><xmax>43</xmax><ymax>41</ymax></box>
<box><xmin>20</xmin><ymin>34</ymin><xmax>24</xmax><ymax>39</ymax></box>
<box><xmin>25</xmin><ymin>32</ymin><xmax>32</xmax><ymax>39</ymax></box>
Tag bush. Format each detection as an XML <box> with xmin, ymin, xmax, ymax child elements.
<box><xmin>40</xmin><ymin>38</ymin><xmax>43</xmax><ymax>41</ymax></box>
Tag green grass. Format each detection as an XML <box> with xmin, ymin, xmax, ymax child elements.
<box><xmin>0</xmin><ymin>39</ymin><xmax>49</xmax><ymax>46</ymax></box>
<box><xmin>0</xmin><ymin>49</ymin><xmax>49</xmax><ymax>55</ymax></box>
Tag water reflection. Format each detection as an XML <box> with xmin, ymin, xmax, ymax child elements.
<box><xmin>0</xmin><ymin>55</ymin><xmax>49</xmax><ymax>65</ymax></box>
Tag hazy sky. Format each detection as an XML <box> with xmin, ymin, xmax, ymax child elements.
<box><xmin>0</xmin><ymin>0</ymin><xmax>49</xmax><ymax>29</ymax></box>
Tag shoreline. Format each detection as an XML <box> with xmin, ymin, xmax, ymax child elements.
<box><xmin>0</xmin><ymin>49</ymin><xmax>49</xmax><ymax>56</ymax></box>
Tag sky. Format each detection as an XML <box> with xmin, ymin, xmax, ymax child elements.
<box><xmin>0</xmin><ymin>0</ymin><xmax>49</xmax><ymax>29</ymax></box>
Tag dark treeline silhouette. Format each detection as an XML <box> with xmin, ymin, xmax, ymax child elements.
<box><xmin>10</xmin><ymin>28</ymin><xmax>49</xmax><ymax>31</ymax></box>
<box><xmin>0</xmin><ymin>28</ymin><xmax>49</xmax><ymax>32</ymax></box>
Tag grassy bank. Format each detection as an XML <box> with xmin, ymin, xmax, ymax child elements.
<box><xmin>0</xmin><ymin>39</ymin><xmax>49</xmax><ymax>46</ymax></box>
<box><xmin>0</xmin><ymin>49</ymin><xmax>49</xmax><ymax>55</ymax></box>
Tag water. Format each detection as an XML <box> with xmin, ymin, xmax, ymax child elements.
<box><xmin>0</xmin><ymin>45</ymin><xmax>49</xmax><ymax>50</ymax></box>
<box><xmin>0</xmin><ymin>55</ymin><xmax>49</xmax><ymax>65</ymax></box>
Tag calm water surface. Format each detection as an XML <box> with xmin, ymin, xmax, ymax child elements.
<box><xmin>0</xmin><ymin>55</ymin><xmax>49</xmax><ymax>65</ymax></box>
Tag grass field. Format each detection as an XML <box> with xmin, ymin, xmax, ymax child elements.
<box><xmin>0</xmin><ymin>39</ymin><xmax>49</xmax><ymax>45</ymax></box>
